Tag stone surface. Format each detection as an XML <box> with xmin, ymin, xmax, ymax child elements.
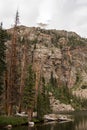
<box><xmin>44</xmin><ymin>114</ymin><xmax>73</xmax><ymax>122</ymax></box>
<box><xmin>7</xmin><ymin>26</ymin><xmax>87</xmax><ymax>100</ymax></box>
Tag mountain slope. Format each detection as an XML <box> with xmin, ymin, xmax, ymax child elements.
<box><xmin>7</xmin><ymin>26</ymin><xmax>87</xmax><ymax>99</ymax></box>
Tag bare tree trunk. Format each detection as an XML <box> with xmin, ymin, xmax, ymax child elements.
<box><xmin>34</xmin><ymin>64</ymin><xmax>41</xmax><ymax>107</ymax></box>
<box><xmin>5</xmin><ymin>11</ymin><xmax>19</xmax><ymax>116</ymax></box>
<box><xmin>67</xmin><ymin>47</ymin><xmax>72</xmax><ymax>87</ymax></box>
<box><xmin>27</xmin><ymin>109</ymin><xmax>33</xmax><ymax>122</ymax></box>
<box><xmin>18</xmin><ymin>44</ymin><xmax>27</xmax><ymax>113</ymax></box>
<box><xmin>7</xmin><ymin>103</ymin><xmax>13</xmax><ymax>116</ymax></box>
<box><xmin>4</xmin><ymin>71</ymin><xmax>8</xmax><ymax>114</ymax></box>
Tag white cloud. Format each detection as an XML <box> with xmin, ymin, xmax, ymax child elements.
<box><xmin>36</xmin><ymin>0</ymin><xmax>55</xmax><ymax>24</ymax></box>
<box><xmin>0</xmin><ymin>0</ymin><xmax>87</xmax><ymax>37</ymax></box>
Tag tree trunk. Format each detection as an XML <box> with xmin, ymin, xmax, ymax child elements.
<box><xmin>5</xmin><ymin>11</ymin><xmax>19</xmax><ymax>116</ymax></box>
<box><xmin>18</xmin><ymin>44</ymin><xmax>27</xmax><ymax>113</ymax></box>
<box><xmin>27</xmin><ymin>109</ymin><xmax>33</xmax><ymax>122</ymax></box>
<box><xmin>4</xmin><ymin>71</ymin><xmax>8</xmax><ymax>114</ymax></box>
<box><xmin>7</xmin><ymin>103</ymin><xmax>13</xmax><ymax>116</ymax></box>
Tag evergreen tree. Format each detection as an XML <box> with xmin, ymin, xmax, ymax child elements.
<box><xmin>37</xmin><ymin>77</ymin><xmax>51</xmax><ymax>119</ymax></box>
<box><xmin>50</xmin><ymin>71</ymin><xmax>57</xmax><ymax>87</ymax></box>
<box><xmin>0</xmin><ymin>23</ymin><xmax>6</xmax><ymax>95</ymax></box>
<box><xmin>23</xmin><ymin>65</ymin><xmax>36</xmax><ymax>121</ymax></box>
<box><xmin>37</xmin><ymin>92</ymin><xmax>45</xmax><ymax>119</ymax></box>
<box><xmin>0</xmin><ymin>23</ymin><xmax>7</xmax><ymax>114</ymax></box>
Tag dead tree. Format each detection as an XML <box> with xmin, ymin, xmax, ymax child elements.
<box><xmin>18</xmin><ymin>43</ymin><xmax>28</xmax><ymax>113</ymax></box>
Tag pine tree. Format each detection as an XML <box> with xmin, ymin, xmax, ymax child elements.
<box><xmin>23</xmin><ymin>65</ymin><xmax>36</xmax><ymax>121</ymax></box>
<box><xmin>50</xmin><ymin>71</ymin><xmax>57</xmax><ymax>87</ymax></box>
<box><xmin>37</xmin><ymin>77</ymin><xmax>51</xmax><ymax>119</ymax></box>
<box><xmin>37</xmin><ymin>92</ymin><xmax>45</xmax><ymax>119</ymax></box>
<box><xmin>0</xmin><ymin>23</ymin><xmax>6</xmax><ymax>95</ymax></box>
<box><xmin>0</xmin><ymin>23</ymin><xmax>7</xmax><ymax>113</ymax></box>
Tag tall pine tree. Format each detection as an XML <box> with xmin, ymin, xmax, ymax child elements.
<box><xmin>23</xmin><ymin>65</ymin><xmax>36</xmax><ymax>121</ymax></box>
<box><xmin>0</xmin><ymin>23</ymin><xmax>7</xmax><ymax>113</ymax></box>
<box><xmin>0</xmin><ymin>23</ymin><xmax>6</xmax><ymax>95</ymax></box>
<box><xmin>37</xmin><ymin>77</ymin><xmax>51</xmax><ymax>119</ymax></box>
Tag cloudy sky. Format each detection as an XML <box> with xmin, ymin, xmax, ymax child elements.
<box><xmin>0</xmin><ymin>0</ymin><xmax>87</xmax><ymax>37</ymax></box>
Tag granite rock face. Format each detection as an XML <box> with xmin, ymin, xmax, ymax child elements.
<box><xmin>7</xmin><ymin>26</ymin><xmax>87</xmax><ymax>99</ymax></box>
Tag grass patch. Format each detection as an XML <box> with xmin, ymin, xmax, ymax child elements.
<box><xmin>32</xmin><ymin>118</ymin><xmax>43</xmax><ymax>123</ymax></box>
<box><xmin>0</xmin><ymin>116</ymin><xmax>28</xmax><ymax>126</ymax></box>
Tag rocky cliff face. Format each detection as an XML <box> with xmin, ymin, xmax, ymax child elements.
<box><xmin>7</xmin><ymin>26</ymin><xmax>87</xmax><ymax>98</ymax></box>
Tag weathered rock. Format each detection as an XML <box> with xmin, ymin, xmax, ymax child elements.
<box><xmin>28</xmin><ymin>122</ymin><xmax>34</xmax><ymax>127</ymax></box>
<box><xmin>5</xmin><ymin>125</ymin><xmax>12</xmax><ymax>129</ymax></box>
<box><xmin>44</xmin><ymin>114</ymin><xmax>73</xmax><ymax>122</ymax></box>
<box><xmin>7</xmin><ymin>26</ymin><xmax>87</xmax><ymax>99</ymax></box>
<box><xmin>44</xmin><ymin>114</ymin><xmax>58</xmax><ymax>121</ymax></box>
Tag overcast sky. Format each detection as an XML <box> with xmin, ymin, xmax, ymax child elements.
<box><xmin>0</xmin><ymin>0</ymin><xmax>87</xmax><ymax>37</ymax></box>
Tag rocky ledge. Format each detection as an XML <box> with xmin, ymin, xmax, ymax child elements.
<box><xmin>44</xmin><ymin>114</ymin><xmax>73</xmax><ymax>122</ymax></box>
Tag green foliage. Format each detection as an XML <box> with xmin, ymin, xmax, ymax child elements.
<box><xmin>37</xmin><ymin>92</ymin><xmax>45</xmax><ymax>119</ymax></box>
<box><xmin>48</xmin><ymin>75</ymin><xmax>71</xmax><ymax>104</ymax></box>
<box><xmin>37</xmin><ymin>77</ymin><xmax>51</xmax><ymax>119</ymax></box>
<box><xmin>56</xmin><ymin>86</ymin><xmax>71</xmax><ymax>104</ymax></box>
<box><xmin>47</xmin><ymin>81</ymin><xmax>87</xmax><ymax>110</ymax></box>
<box><xmin>32</xmin><ymin>118</ymin><xmax>42</xmax><ymax>123</ymax></box>
<box><xmin>48</xmin><ymin>74</ymin><xmax>87</xmax><ymax>109</ymax></box>
<box><xmin>73</xmin><ymin>71</ymin><xmax>82</xmax><ymax>90</ymax></box>
<box><xmin>0</xmin><ymin>23</ymin><xmax>7</xmax><ymax>94</ymax></box>
<box><xmin>47</xmin><ymin>84</ymin><xmax>71</xmax><ymax>104</ymax></box>
<box><xmin>70</xmin><ymin>95</ymin><xmax>82</xmax><ymax>110</ymax></box>
<box><xmin>50</xmin><ymin>32</ymin><xmax>61</xmax><ymax>48</ymax></box>
<box><xmin>0</xmin><ymin>116</ymin><xmax>27</xmax><ymax>126</ymax></box>
<box><xmin>80</xmin><ymin>98</ymin><xmax>87</xmax><ymax>109</ymax></box>
<box><xmin>37</xmin><ymin>92</ymin><xmax>51</xmax><ymax>119</ymax></box>
<box><xmin>31</xmin><ymin>38</ymin><xmax>38</xmax><ymax>44</ymax></box>
<box><xmin>50</xmin><ymin>71</ymin><xmax>58</xmax><ymax>88</ymax></box>
<box><xmin>23</xmin><ymin>65</ymin><xmax>35</xmax><ymax>109</ymax></box>
<box><xmin>67</xmin><ymin>36</ymin><xmax>85</xmax><ymax>48</ymax></box>
<box><xmin>69</xmin><ymin>95</ymin><xmax>87</xmax><ymax>110</ymax></box>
